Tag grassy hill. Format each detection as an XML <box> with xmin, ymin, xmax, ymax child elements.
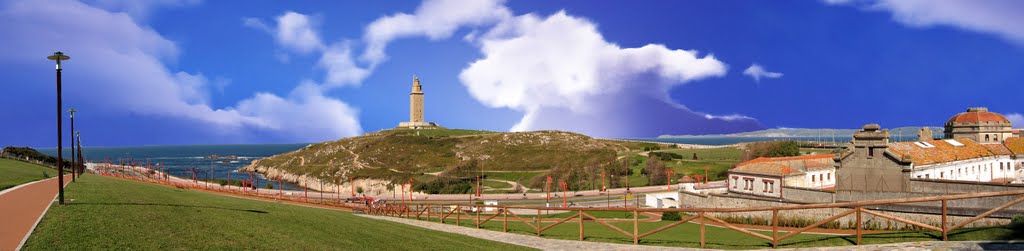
<box><xmin>0</xmin><ymin>158</ymin><xmax>57</xmax><ymax>191</ymax></box>
<box><xmin>245</xmin><ymin>129</ymin><xmax>634</xmax><ymax>189</ymax></box>
<box><xmin>23</xmin><ymin>174</ymin><xmax>533</xmax><ymax>250</ymax></box>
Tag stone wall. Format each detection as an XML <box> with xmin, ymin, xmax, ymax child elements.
<box><xmin>679</xmin><ymin>192</ymin><xmax>1010</xmax><ymax>230</ymax></box>
<box><xmin>781</xmin><ymin>186</ymin><xmax>834</xmax><ymax>203</ymax></box>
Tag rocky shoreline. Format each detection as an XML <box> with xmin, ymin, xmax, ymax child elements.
<box><xmin>243</xmin><ymin>159</ymin><xmax>421</xmax><ymax>197</ymax></box>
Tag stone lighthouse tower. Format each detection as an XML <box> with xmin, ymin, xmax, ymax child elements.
<box><xmin>398</xmin><ymin>75</ymin><xmax>437</xmax><ymax>128</ymax></box>
<box><xmin>410</xmin><ymin>75</ymin><xmax>424</xmax><ymax>123</ymax></box>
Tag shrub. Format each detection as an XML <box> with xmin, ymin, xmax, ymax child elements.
<box><xmin>265</xmin><ymin>182</ymin><xmax>274</xmax><ymax>189</ymax></box>
<box><xmin>42</xmin><ymin>171</ymin><xmax>50</xmax><ymax>178</ymax></box>
<box><xmin>1012</xmin><ymin>214</ymin><xmax>1024</xmax><ymax>225</ymax></box>
<box><xmin>661</xmin><ymin>211</ymin><xmax>682</xmax><ymax>221</ymax></box>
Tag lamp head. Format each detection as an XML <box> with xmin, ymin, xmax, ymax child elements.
<box><xmin>47</xmin><ymin>51</ymin><xmax>70</xmax><ymax>60</ymax></box>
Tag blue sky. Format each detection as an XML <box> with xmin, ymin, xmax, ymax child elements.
<box><xmin>2</xmin><ymin>0</ymin><xmax>1024</xmax><ymax>147</ymax></box>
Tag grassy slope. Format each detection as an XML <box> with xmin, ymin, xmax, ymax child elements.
<box><xmin>0</xmin><ymin>158</ymin><xmax>57</xmax><ymax>191</ymax></box>
<box><xmin>23</xmin><ymin>175</ymin><xmax>533</xmax><ymax>250</ymax></box>
<box><xmin>251</xmin><ymin>129</ymin><xmax>623</xmax><ymax>185</ymax></box>
<box><xmin>433</xmin><ymin>212</ymin><xmax>1021</xmax><ymax>249</ymax></box>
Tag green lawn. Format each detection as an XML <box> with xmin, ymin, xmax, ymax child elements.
<box><xmin>418</xmin><ymin>211</ymin><xmax>1022</xmax><ymax>250</ymax></box>
<box><xmin>23</xmin><ymin>174</ymin><xmax>534</xmax><ymax>250</ymax></box>
<box><xmin>653</xmin><ymin>147</ymin><xmax>744</xmax><ymax>161</ymax></box>
<box><xmin>483</xmin><ymin>171</ymin><xmax>545</xmax><ymax>184</ymax></box>
<box><xmin>0</xmin><ymin>158</ymin><xmax>57</xmax><ymax>191</ymax></box>
<box><xmin>482</xmin><ymin>180</ymin><xmax>512</xmax><ymax>189</ymax></box>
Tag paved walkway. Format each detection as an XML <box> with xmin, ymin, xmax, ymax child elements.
<box><xmin>0</xmin><ymin>175</ymin><xmax>72</xmax><ymax>251</ymax></box>
<box><xmin>359</xmin><ymin>214</ymin><xmax>1024</xmax><ymax>251</ymax></box>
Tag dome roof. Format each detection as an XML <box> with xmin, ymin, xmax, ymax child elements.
<box><xmin>947</xmin><ymin>107</ymin><xmax>1010</xmax><ymax>125</ymax></box>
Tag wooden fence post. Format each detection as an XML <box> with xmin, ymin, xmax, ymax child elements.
<box><xmin>633</xmin><ymin>210</ymin><xmax>639</xmax><ymax>245</ymax></box>
<box><xmin>503</xmin><ymin>207</ymin><xmax>508</xmax><ymax>232</ymax></box>
<box><xmin>537</xmin><ymin>208</ymin><xmax>542</xmax><ymax>237</ymax></box>
<box><xmin>772</xmin><ymin>209</ymin><xmax>778</xmax><ymax>248</ymax></box>
<box><xmin>700</xmin><ymin>211</ymin><xmax>706</xmax><ymax>248</ymax></box>
<box><xmin>579</xmin><ymin>209</ymin><xmax>584</xmax><ymax>241</ymax></box>
<box><xmin>856</xmin><ymin>207</ymin><xmax>862</xmax><ymax>245</ymax></box>
<box><xmin>941</xmin><ymin>199</ymin><xmax>948</xmax><ymax>241</ymax></box>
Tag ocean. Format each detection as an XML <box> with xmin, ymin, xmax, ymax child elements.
<box><xmin>38</xmin><ymin>144</ymin><xmax>309</xmax><ymax>190</ymax></box>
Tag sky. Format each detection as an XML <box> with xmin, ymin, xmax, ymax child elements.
<box><xmin>2</xmin><ymin>0</ymin><xmax>1024</xmax><ymax>147</ymax></box>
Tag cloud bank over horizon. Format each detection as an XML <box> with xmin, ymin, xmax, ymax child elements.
<box><xmin>0</xmin><ymin>0</ymin><xmax>362</xmax><ymax>143</ymax></box>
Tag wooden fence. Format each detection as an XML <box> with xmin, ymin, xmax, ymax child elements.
<box><xmin>364</xmin><ymin>190</ymin><xmax>1024</xmax><ymax>248</ymax></box>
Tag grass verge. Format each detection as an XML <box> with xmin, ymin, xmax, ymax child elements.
<box><xmin>0</xmin><ymin>158</ymin><xmax>57</xmax><ymax>191</ymax></box>
<box><xmin>23</xmin><ymin>174</ymin><xmax>535</xmax><ymax>250</ymax></box>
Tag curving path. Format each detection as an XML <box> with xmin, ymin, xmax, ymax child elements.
<box><xmin>0</xmin><ymin>174</ymin><xmax>72</xmax><ymax>251</ymax></box>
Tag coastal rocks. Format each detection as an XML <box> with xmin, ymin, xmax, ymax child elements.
<box><xmin>242</xmin><ymin>163</ymin><xmax>423</xmax><ymax>197</ymax></box>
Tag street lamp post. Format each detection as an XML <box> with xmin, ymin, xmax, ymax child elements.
<box><xmin>69</xmin><ymin>109</ymin><xmax>77</xmax><ymax>182</ymax></box>
<box><xmin>48</xmin><ymin>51</ymin><xmax>69</xmax><ymax>205</ymax></box>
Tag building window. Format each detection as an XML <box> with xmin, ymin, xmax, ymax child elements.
<box><xmin>762</xmin><ymin>181</ymin><xmax>768</xmax><ymax>193</ymax></box>
<box><xmin>819</xmin><ymin>174</ymin><xmax>824</xmax><ymax>183</ymax></box>
<box><xmin>986</xmin><ymin>134</ymin><xmax>990</xmax><ymax>142</ymax></box>
<box><xmin>732</xmin><ymin>176</ymin><xmax>738</xmax><ymax>189</ymax></box>
<box><xmin>812</xmin><ymin>175</ymin><xmax>816</xmax><ymax>182</ymax></box>
<box><xmin>828</xmin><ymin>173</ymin><xmax>832</xmax><ymax>181</ymax></box>
<box><xmin>926</xmin><ymin>174</ymin><xmax>930</xmax><ymax>179</ymax></box>
<box><xmin>868</xmin><ymin>148</ymin><xmax>874</xmax><ymax>158</ymax></box>
<box><xmin>766</xmin><ymin>180</ymin><xmax>775</xmax><ymax>193</ymax></box>
<box><xmin>940</xmin><ymin>172</ymin><xmax>944</xmax><ymax>178</ymax></box>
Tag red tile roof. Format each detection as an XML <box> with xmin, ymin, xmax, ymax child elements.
<box><xmin>887</xmin><ymin>138</ymin><xmax>994</xmax><ymax>166</ymax></box>
<box><xmin>983</xmin><ymin>143</ymin><xmax>1012</xmax><ymax>155</ymax></box>
<box><xmin>731</xmin><ymin>154</ymin><xmax>834</xmax><ymax>177</ymax></box>
<box><xmin>1004</xmin><ymin>137</ymin><xmax>1024</xmax><ymax>155</ymax></box>
<box><xmin>947</xmin><ymin>109</ymin><xmax>1010</xmax><ymax>124</ymax></box>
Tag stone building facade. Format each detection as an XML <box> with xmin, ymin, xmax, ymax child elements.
<box><xmin>834</xmin><ymin>124</ymin><xmax>911</xmax><ymax>193</ymax></box>
<box><xmin>944</xmin><ymin>107</ymin><xmax>1013</xmax><ymax>144</ymax></box>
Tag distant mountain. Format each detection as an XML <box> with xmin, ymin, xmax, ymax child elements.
<box><xmin>658</xmin><ymin>127</ymin><xmax>943</xmax><ymax>138</ymax></box>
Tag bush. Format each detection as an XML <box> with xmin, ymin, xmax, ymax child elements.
<box><xmin>1012</xmin><ymin>214</ymin><xmax>1024</xmax><ymax>225</ymax></box>
<box><xmin>649</xmin><ymin>152</ymin><xmax>683</xmax><ymax>161</ymax></box>
<box><xmin>661</xmin><ymin>211</ymin><xmax>682</xmax><ymax>221</ymax></box>
<box><xmin>42</xmin><ymin>171</ymin><xmax>50</xmax><ymax>178</ymax></box>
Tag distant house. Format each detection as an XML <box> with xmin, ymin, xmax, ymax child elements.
<box><xmin>727</xmin><ymin>154</ymin><xmax>836</xmax><ymax>199</ymax></box>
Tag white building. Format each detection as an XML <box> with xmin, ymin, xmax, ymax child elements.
<box><xmin>887</xmin><ymin>138</ymin><xmax>1018</xmax><ymax>183</ymax></box>
<box><xmin>727</xmin><ymin>154</ymin><xmax>836</xmax><ymax>199</ymax></box>
<box><xmin>644</xmin><ymin>191</ymin><xmax>680</xmax><ymax>208</ymax></box>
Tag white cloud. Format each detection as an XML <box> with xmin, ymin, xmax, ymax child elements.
<box><xmin>84</xmin><ymin>0</ymin><xmax>200</xmax><ymax>20</ymax></box>
<box><xmin>828</xmin><ymin>0</ymin><xmax>1024</xmax><ymax>46</ymax></box>
<box><xmin>742</xmin><ymin>63</ymin><xmax>783</xmax><ymax>83</ymax></box>
<box><xmin>0</xmin><ymin>0</ymin><xmax>362</xmax><ymax>141</ymax></box>
<box><xmin>361</xmin><ymin>0</ymin><xmax>511</xmax><ymax>66</ymax></box>
<box><xmin>459</xmin><ymin>11</ymin><xmax>758</xmax><ymax>137</ymax></box>
<box><xmin>235</xmin><ymin>81</ymin><xmax>362</xmax><ymax>141</ymax></box>
<box><xmin>274</xmin><ymin>12</ymin><xmax>325</xmax><ymax>53</ymax></box>
<box><xmin>244</xmin><ymin>12</ymin><xmax>325</xmax><ymax>53</ymax></box>
<box><xmin>318</xmin><ymin>42</ymin><xmax>370</xmax><ymax>87</ymax></box>
<box><xmin>247</xmin><ymin>12</ymin><xmax>369</xmax><ymax>87</ymax></box>
<box><xmin>1007</xmin><ymin>113</ymin><xmax>1024</xmax><ymax>127</ymax></box>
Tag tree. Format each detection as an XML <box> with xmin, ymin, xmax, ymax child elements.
<box><xmin>644</xmin><ymin>156</ymin><xmax>667</xmax><ymax>186</ymax></box>
<box><xmin>356</xmin><ymin>186</ymin><xmax>365</xmax><ymax>195</ymax></box>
